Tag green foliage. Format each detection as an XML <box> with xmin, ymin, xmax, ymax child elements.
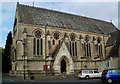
<box><xmin>0</xmin><ymin>47</ymin><xmax>4</xmax><ymax>58</ymax></box>
<box><xmin>2</xmin><ymin>31</ymin><xmax>12</xmax><ymax>73</ymax></box>
<box><xmin>0</xmin><ymin>47</ymin><xmax>3</xmax><ymax>73</ymax></box>
<box><xmin>0</xmin><ymin>47</ymin><xmax>3</xmax><ymax>53</ymax></box>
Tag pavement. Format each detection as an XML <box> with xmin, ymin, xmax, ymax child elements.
<box><xmin>2</xmin><ymin>73</ymin><xmax>79</xmax><ymax>82</ymax></box>
<box><xmin>1</xmin><ymin>74</ymin><xmax>120</xmax><ymax>84</ymax></box>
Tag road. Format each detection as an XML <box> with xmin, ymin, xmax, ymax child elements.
<box><xmin>2</xmin><ymin>77</ymin><xmax>120</xmax><ymax>84</ymax></box>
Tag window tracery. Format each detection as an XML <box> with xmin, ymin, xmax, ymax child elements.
<box><xmin>82</xmin><ymin>35</ymin><xmax>91</xmax><ymax>57</ymax></box>
<box><xmin>54</xmin><ymin>33</ymin><xmax>59</xmax><ymax>40</ymax></box>
<box><xmin>33</xmin><ymin>30</ymin><xmax>43</xmax><ymax>56</ymax></box>
<box><xmin>35</xmin><ymin>31</ymin><xmax>41</xmax><ymax>38</ymax></box>
<box><xmin>69</xmin><ymin>34</ymin><xmax>77</xmax><ymax>56</ymax></box>
<box><xmin>52</xmin><ymin>32</ymin><xmax>60</xmax><ymax>45</ymax></box>
<box><xmin>97</xmin><ymin>37</ymin><xmax>103</xmax><ymax>58</ymax></box>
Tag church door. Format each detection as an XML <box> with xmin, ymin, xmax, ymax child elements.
<box><xmin>61</xmin><ymin>59</ymin><xmax>66</xmax><ymax>73</ymax></box>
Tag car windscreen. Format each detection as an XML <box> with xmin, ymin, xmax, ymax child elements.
<box><xmin>94</xmin><ymin>71</ymin><xmax>99</xmax><ymax>73</ymax></box>
<box><xmin>109</xmin><ymin>70</ymin><xmax>120</xmax><ymax>74</ymax></box>
<box><xmin>118</xmin><ymin>70</ymin><xmax>120</xmax><ymax>74</ymax></box>
<box><xmin>109</xmin><ymin>70</ymin><xmax>117</xmax><ymax>74</ymax></box>
<box><xmin>102</xmin><ymin>70</ymin><xmax>108</xmax><ymax>75</ymax></box>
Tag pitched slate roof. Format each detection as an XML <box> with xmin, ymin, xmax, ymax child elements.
<box><xmin>17</xmin><ymin>3</ymin><xmax>118</xmax><ymax>35</ymax></box>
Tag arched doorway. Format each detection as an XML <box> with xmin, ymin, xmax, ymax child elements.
<box><xmin>61</xmin><ymin>59</ymin><xmax>66</xmax><ymax>73</ymax></box>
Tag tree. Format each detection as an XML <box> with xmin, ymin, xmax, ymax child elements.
<box><xmin>2</xmin><ymin>31</ymin><xmax>12</xmax><ymax>73</ymax></box>
<box><xmin>0</xmin><ymin>47</ymin><xmax>3</xmax><ymax>53</ymax></box>
<box><xmin>0</xmin><ymin>47</ymin><xmax>4</xmax><ymax>73</ymax></box>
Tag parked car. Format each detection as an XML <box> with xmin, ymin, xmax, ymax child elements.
<box><xmin>101</xmin><ymin>69</ymin><xmax>120</xmax><ymax>83</ymax></box>
<box><xmin>77</xmin><ymin>70</ymin><xmax>101</xmax><ymax>79</ymax></box>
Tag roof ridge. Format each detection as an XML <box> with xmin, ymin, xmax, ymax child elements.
<box><xmin>18</xmin><ymin>3</ymin><xmax>111</xmax><ymax>24</ymax></box>
<box><xmin>18</xmin><ymin>3</ymin><xmax>86</xmax><ymax>17</ymax></box>
<box><xmin>110</xmin><ymin>29</ymin><xmax>120</xmax><ymax>33</ymax></box>
<box><xmin>91</xmin><ymin>18</ymin><xmax>111</xmax><ymax>24</ymax></box>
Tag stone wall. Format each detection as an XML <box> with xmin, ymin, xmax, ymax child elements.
<box><xmin>11</xmin><ymin>22</ymin><xmax>110</xmax><ymax>75</ymax></box>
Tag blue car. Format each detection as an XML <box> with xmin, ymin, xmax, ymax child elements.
<box><xmin>101</xmin><ymin>69</ymin><xmax>120</xmax><ymax>83</ymax></box>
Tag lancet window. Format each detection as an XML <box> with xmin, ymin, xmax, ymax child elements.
<box><xmin>82</xmin><ymin>35</ymin><xmax>91</xmax><ymax>57</ymax></box>
<box><xmin>95</xmin><ymin>37</ymin><xmax>103</xmax><ymax>58</ymax></box>
<box><xmin>33</xmin><ymin>31</ymin><xmax>43</xmax><ymax>56</ymax></box>
<box><xmin>69</xmin><ymin>34</ymin><xmax>77</xmax><ymax>56</ymax></box>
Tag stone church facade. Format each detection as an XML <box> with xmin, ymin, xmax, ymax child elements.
<box><xmin>10</xmin><ymin>3</ymin><xmax>118</xmax><ymax>76</ymax></box>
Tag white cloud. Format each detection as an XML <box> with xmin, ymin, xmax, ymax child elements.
<box><xmin>2</xmin><ymin>2</ymin><xmax>16</xmax><ymax>12</ymax></box>
<box><xmin>69</xmin><ymin>2</ymin><xmax>118</xmax><ymax>28</ymax></box>
<box><xmin>2</xmin><ymin>2</ymin><xmax>16</xmax><ymax>24</ymax></box>
<box><xmin>0</xmin><ymin>44</ymin><xmax>2</xmax><ymax>47</ymax></box>
<box><xmin>0</xmin><ymin>44</ymin><xmax>5</xmax><ymax>48</ymax></box>
<box><xmin>2</xmin><ymin>27</ymin><xmax>9</xmax><ymax>32</ymax></box>
<box><xmin>1</xmin><ymin>27</ymin><xmax>12</xmax><ymax>48</ymax></box>
<box><xmin>2</xmin><ymin>27</ymin><xmax>12</xmax><ymax>33</ymax></box>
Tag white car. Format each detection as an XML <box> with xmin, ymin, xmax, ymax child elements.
<box><xmin>78</xmin><ymin>70</ymin><xmax>101</xmax><ymax>79</ymax></box>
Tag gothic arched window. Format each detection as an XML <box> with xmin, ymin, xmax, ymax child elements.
<box><xmin>96</xmin><ymin>37</ymin><xmax>103</xmax><ymax>58</ymax></box>
<box><xmin>33</xmin><ymin>30</ymin><xmax>43</xmax><ymax>56</ymax></box>
<box><xmin>52</xmin><ymin>32</ymin><xmax>60</xmax><ymax>45</ymax></box>
<box><xmin>83</xmin><ymin>35</ymin><xmax>91</xmax><ymax>57</ymax></box>
<box><xmin>69</xmin><ymin>34</ymin><xmax>77</xmax><ymax>56</ymax></box>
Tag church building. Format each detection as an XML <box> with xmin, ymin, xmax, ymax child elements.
<box><xmin>10</xmin><ymin>3</ymin><xmax>118</xmax><ymax>76</ymax></box>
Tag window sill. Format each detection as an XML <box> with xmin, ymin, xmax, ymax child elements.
<box><xmin>33</xmin><ymin>55</ymin><xmax>42</xmax><ymax>57</ymax></box>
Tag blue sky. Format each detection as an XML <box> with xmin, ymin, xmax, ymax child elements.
<box><xmin>1</xmin><ymin>2</ymin><xmax>119</xmax><ymax>48</ymax></box>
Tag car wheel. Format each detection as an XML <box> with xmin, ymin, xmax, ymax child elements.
<box><xmin>85</xmin><ymin>75</ymin><xmax>90</xmax><ymax>79</ymax></box>
<box><xmin>107</xmin><ymin>78</ymin><xmax>113</xmax><ymax>84</ymax></box>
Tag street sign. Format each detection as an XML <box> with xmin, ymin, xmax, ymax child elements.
<box><xmin>43</xmin><ymin>65</ymin><xmax>51</xmax><ymax>71</ymax></box>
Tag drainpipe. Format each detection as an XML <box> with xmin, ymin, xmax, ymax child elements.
<box><xmin>23</xmin><ymin>28</ymin><xmax>27</xmax><ymax>79</ymax></box>
<box><xmin>45</xmin><ymin>25</ymin><xmax>47</xmax><ymax>76</ymax></box>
